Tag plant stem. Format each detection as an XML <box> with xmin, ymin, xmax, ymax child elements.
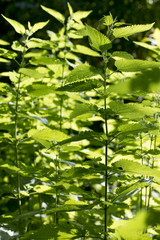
<box><xmin>14</xmin><ymin>36</ymin><xmax>28</xmax><ymax>237</ymax></box>
<box><xmin>140</xmin><ymin>133</ymin><xmax>143</xmax><ymax>209</ymax></box>
<box><xmin>103</xmin><ymin>52</ymin><xmax>109</xmax><ymax>240</ymax></box>
<box><xmin>15</xmin><ymin>73</ymin><xmax>22</xmax><ymax>216</ymax></box>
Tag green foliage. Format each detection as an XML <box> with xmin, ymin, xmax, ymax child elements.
<box><xmin>1</xmin><ymin>14</ymin><xmax>26</xmax><ymax>34</ymax></box>
<box><xmin>1</xmin><ymin>3</ymin><xmax>160</xmax><ymax>240</ymax></box>
<box><xmin>41</xmin><ymin>5</ymin><xmax>65</xmax><ymax>24</ymax></box>
<box><xmin>113</xmin><ymin>23</ymin><xmax>154</xmax><ymax>38</ymax></box>
<box><xmin>115</xmin><ymin>58</ymin><xmax>160</xmax><ymax>72</ymax></box>
<box><xmin>85</xmin><ymin>24</ymin><xmax>112</xmax><ymax>51</ymax></box>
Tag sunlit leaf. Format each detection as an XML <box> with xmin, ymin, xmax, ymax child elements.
<box><xmin>72</xmin><ymin>44</ymin><xmax>101</xmax><ymax>56</ymax></box>
<box><xmin>112</xmin><ymin>51</ymin><xmax>133</xmax><ymax>60</ymax></box>
<box><xmin>67</xmin><ymin>2</ymin><xmax>73</xmax><ymax>16</ymax></box>
<box><xmin>57</xmin><ymin>78</ymin><xmax>102</xmax><ymax>92</ymax></box>
<box><xmin>72</xmin><ymin>11</ymin><xmax>92</xmax><ymax>21</ymax></box>
<box><xmin>115</xmin><ymin>59</ymin><xmax>160</xmax><ymax>72</ymax></box>
<box><xmin>31</xmin><ymin>20</ymin><xmax>49</xmax><ymax>33</ymax></box>
<box><xmin>0</xmin><ymin>39</ymin><xmax>9</xmax><ymax>45</ymax></box>
<box><xmin>113</xmin><ymin>23</ymin><xmax>154</xmax><ymax>38</ymax></box>
<box><xmin>2</xmin><ymin>14</ymin><xmax>25</xmax><ymax>34</ymax></box>
<box><xmin>0</xmin><ymin>48</ymin><xmax>17</xmax><ymax>59</ymax></box>
<box><xmin>65</xmin><ymin>64</ymin><xmax>103</xmax><ymax>83</ymax></box>
<box><xmin>28</xmin><ymin>127</ymin><xmax>69</xmax><ymax>142</ymax></box>
<box><xmin>41</xmin><ymin>5</ymin><xmax>65</xmax><ymax>24</ymax></box>
<box><xmin>86</xmin><ymin>24</ymin><xmax>112</xmax><ymax>51</ymax></box>
<box><xmin>113</xmin><ymin>159</ymin><xmax>160</xmax><ymax>183</ymax></box>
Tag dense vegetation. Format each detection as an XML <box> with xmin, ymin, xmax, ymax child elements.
<box><xmin>1</xmin><ymin>2</ymin><xmax>160</xmax><ymax>240</ymax></box>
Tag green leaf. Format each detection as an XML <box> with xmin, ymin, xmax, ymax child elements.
<box><xmin>72</xmin><ymin>44</ymin><xmax>101</xmax><ymax>57</ymax></box>
<box><xmin>72</xmin><ymin>10</ymin><xmax>92</xmax><ymax>21</ymax></box>
<box><xmin>41</xmin><ymin>5</ymin><xmax>65</xmax><ymax>24</ymax></box>
<box><xmin>26</xmin><ymin>82</ymin><xmax>55</xmax><ymax>97</ymax></box>
<box><xmin>26</xmin><ymin>38</ymin><xmax>55</xmax><ymax>50</ymax></box>
<box><xmin>70</xmin><ymin>103</ymin><xmax>98</xmax><ymax>119</ymax></box>
<box><xmin>0</xmin><ymin>57</ymin><xmax>10</xmax><ymax>63</ymax></box>
<box><xmin>57</xmin><ymin>78</ymin><xmax>101</xmax><ymax>92</ymax></box>
<box><xmin>100</xmin><ymin>13</ymin><xmax>114</xmax><ymax>26</ymax></box>
<box><xmin>115</xmin><ymin>59</ymin><xmax>160</xmax><ymax>72</ymax></box>
<box><xmin>67</xmin><ymin>2</ymin><xmax>73</xmax><ymax>16</ymax></box>
<box><xmin>0</xmin><ymin>39</ymin><xmax>9</xmax><ymax>45</ymax></box>
<box><xmin>1</xmin><ymin>14</ymin><xmax>25</xmax><ymax>34</ymax></box>
<box><xmin>19</xmin><ymin>68</ymin><xmax>44</xmax><ymax>79</ymax></box>
<box><xmin>59</xmin><ymin>131</ymin><xmax>107</xmax><ymax>145</ymax></box>
<box><xmin>34</xmin><ymin>185</ymin><xmax>52</xmax><ymax>193</ymax></box>
<box><xmin>65</xmin><ymin>199</ymin><xmax>87</xmax><ymax>206</ymax></box>
<box><xmin>30</xmin><ymin>56</ymin><xmax>57</xmax><ymax>65</ymax></box>
<box><xmin>0</xmin><ymin>160</ymin><xmax>25</xmax><ymax>176</ymax></box>
<box><xmin>31</xmin><ymin>20</ymin><xmax>49</xmax><ymax>33</ymax></box>
<box><xmin>0</xmin><ymin>82</ymin><xmax>8</xmax><ymax>91</ymax></box>
<box><xmin>65</xmin><ymin>64</ymin><xmax>103</xmax><ymax>83</ymax></box>
<box><xmin>11</xmin><ymin>40</ymin><xmax>24</xmax><ymax>51</ymax></box>
<box><xmin>0</xmin><ymin>48</ymin><xmax>17</xmax><ymax>59</ymax></box>
<box><xmin>116</xmin><ymin>180</ymin><xmax>151</xmax><ymax>201</ymax></box>
<box><xmin>112</xmin><ymin>51</ymin><xmax>133</xmax><ymax>60</ymax></box>
<box><xmin>113</xmin><ymin>159</ymin><xmax>160</xmax><ymax>183</ymax></box>
<box><xmin>109</xmin><ymin>101</ymin><xmax>159</xmax><ymax>119</ymax></box>
<box><xmin>134</xmin><ymin>41</ymin><xmax>160</xmax><ymax>54</ymax></box>
<box><xmin>118</xmin><ymin>123</ymin><xmax>157</xmax><ymax>136</ymax></box>
<box><xmin>28</xmin><ymin>127</ymin><xmax>69</xmax><ymax>143</ymax></box>
<box><xmin>113</xmin><ymin>23</ymin><xmax>154</xmax><ymax>38</ymax></box>
<box><xmin>86</xmin><ymin>24</ymin><xmax>112</xmax><ymax>51</ymax></box>
<box><xmin>19</xmin><ymin>113</ymin><xmax>48</xmax><ymax>124</ymax></box>
<box><xmin>58</xmin><ymin>51</ymin><xmax>80</xmax><ymax>60</ymax></box>
<box><xmin>116</xmin><ymin>211</ymin><xmax>148</xmax><ymax>240</ymax></box>
<box><xmin>129</xmin><ymin>68</ymin><xmax>160</xmax><ymax>93</ymax></box>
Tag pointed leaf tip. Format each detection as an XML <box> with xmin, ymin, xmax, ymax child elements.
<box><xmin>31</xmin><ymin>20</ymin><xmax>49</xmax><ymax>33</ymax></box>
<box><xmin>41</xmin><ymin>5</ymin><xmax>65</xmax><ymax>24</ymax></box>
<box><xmin>1</xmin><ymin>14</ymin><xmax>25</xmax><ymax>34</ymax></box>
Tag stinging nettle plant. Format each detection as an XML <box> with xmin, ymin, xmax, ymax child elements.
<box><xmin>1</xmin><ymin>3</ymin><xmax>160</xmax><ymax>240</ymax></box>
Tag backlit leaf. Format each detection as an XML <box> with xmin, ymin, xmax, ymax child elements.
<box><xmin>86</xmin><ymin>24</ymin><xmax>112</xmax><ymax>51</ymax></box>
<box><xmin>31</xmin><ymin>20</ymin><xmax>49</xmax><ymax>33</ymax></box>
<box><xmin>2</xmin><ymin>14</ymin><xmax>25</xmax><ymax>34</ymax></box>
<box><xmin>113</xmin><ymin>23</ymin><xmax>154</xmax><ymax>38</ymax></box>
<box><xmin>65</xmin><ymin>64</ymin><xmax>103</xmax><ymax>83</ymax></box>
<box><xmin>134</xmin><ymin>41</ymin><xmax>160</xmax><ymax>54</ymax></box>
<box><xmin>72</xmin><ymin>44</ymin><xmax>101</xmax><ymax>56</ymax></box>
<box><xmin>115</xmin><ymin>59</ymin><xmax>160</xmax><ymax>72</ymax></box>
<box><xmin>0</xmin><ymin>39</ymin><xmax>9</xmax><ymax>45</ymax></box>
<box><xmin>101</xmin><ymin>13</ymin><xmax>114</xmax><ymax>26</ymax></box>
<box><xmin>112</xmin><ymin>51</ymin><xmax>133</xmax><ymax>60</ymax></box>
<box><xmin>114</xmin><ymin>159</ymin><xmax>160</xmax><ymax>183</ymax></box>
<box><xmin>41</xmin><ymin>5</ymin><xmax>65</xmax><ymax>24</ymax></box>
<box><xmin>19</xmin><ymin>68</ymin><xmax>44</xmax><ymax>79</ymax></box>
<box><xmin>28</xmin><ymin>127</ymin><xmax>69</xmax><ymax>142</ymax></box>
<box><xmin>72</xmin><ymin>10</ymin><xmax>92</xmax><ymax>21</ymax></box>
<box><xmin>57</xmin><ymin>78</ymin><xmax>101</xmax><ymax>92</ymax></box>
<box><xmin>109</xmin><ymin>100</ymin><xmax>159</xmax><ymax>119</ymax></box>
<box><xmin>67</xmin><ymin>2</ymin><xmax>73</xmax><ymax>16</ymax></box>
<box><xmin>0</xmin><ymin>48</ymin><xmax>17</xmax><ymax>59</ymax></box>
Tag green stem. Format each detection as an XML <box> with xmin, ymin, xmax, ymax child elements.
<box><xmin>15</xmin><ymin>73</ymin><xmax>22</xmax><ymax>216</ymax></box>
<box><xmin>55</xmin><ymin>155</ymin><xmax>59</xmax><ymax>225</ymax></box>
<box><xmin>145</xmin><ymin>186</ymin><xmax>148</xmax><ymax>208</ymax></box>
<box><xmin>14</xmin><ymin>36</ymin><xmax>29</xmax><ymax>236</ymax></box>
<box><xmin>103</xmin><ymin>52</ymin><xmax>109</xmax><ymax>240</ymax></box>
<box><xmin>140</xmin><ymin>133</ymin><xmax>143</xmax><ymax>209</ymax></box>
